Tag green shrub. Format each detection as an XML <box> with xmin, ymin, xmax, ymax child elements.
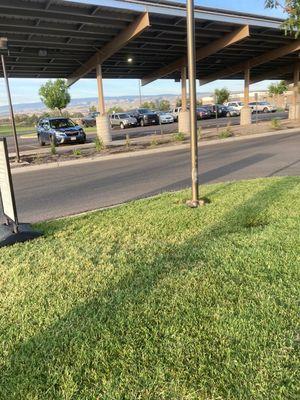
<box><xmin>73</xmin><ymin>149</ymin><xmax>82</xmax><ymax>157</ymax></box>
<box><xmin>173</xmin><ymin>132</ymin><xmax>185</xmax><ymax>142</ymax></box>
<box><xmin>271</xmin><ymin>118</ymin><xmax>281</xmax><ymax>130</ymax></box>
<box><xmin>150</xmin><ymin>135</ymin><xmax>159</xmax><ymax>147</ymax></box>
<box><xmin>219</xmin><ymin>128</ymin><xmax>233</xmax><ymax>139</ymax></box>
<box><xmin>94</xmin><ymin>137</ymin><xmax>105</xmax><ymax>152</ymax></box>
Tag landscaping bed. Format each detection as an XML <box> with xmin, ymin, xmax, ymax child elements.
<box><xmin>0</xmin><ymin>177</ymin><xmax>299</xmax><ymax>399</ymax></box>
<box><xmin>10</xmin><ymin>118</ymin><xmax>300</xmax><ymax>168</ymax></box>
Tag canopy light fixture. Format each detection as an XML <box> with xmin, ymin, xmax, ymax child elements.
<box><xmin>0</xmin><ymin>37</ymin><xmax>8</xmax><ymax>54</ymax></box>
<box><xmin>38</xmin><ymin>49</ymin><xmax>48</xmax><ymax>57</ymax></box>
<box><xmin>127</xmin><ymin>57</ymin><xmax>133</xmax><ymax>63</ymax></box>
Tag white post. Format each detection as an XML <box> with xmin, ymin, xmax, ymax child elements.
<box><xmin>240</xmin><ymin>64</ymin><xmax>252</xmax><ymax>125</ymax></box>
<box><xmin>96</xmin><ymin>64</ymin><xmax>111</xmax><ymax>144</ymax></box>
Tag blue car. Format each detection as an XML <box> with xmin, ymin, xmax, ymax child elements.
<box><xmin>37</xmin><ymin>117</ymin><xmax>86</xmax><ymax>146</ymax></box>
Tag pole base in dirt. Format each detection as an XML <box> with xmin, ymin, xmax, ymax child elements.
<box><xmin>289</xmin><ymin>103</ymin><xmax>300</xmax><ymax>120</ymax></box>
<box><xmin>186</xmin><ymin>199</ymin><xmax>206</xmax><ymax>208</ymax></box>
<box><xmin>0</xmin><ymin>223</ymin><xmax>42</xmax><ymax>248</ymax></box>
<box><xmin>178</xmin><ymin>110</ymin><xmax>190</xmax><ymax>134</ymax></box>
<box><xmin>240</xmin><ymin>106</ymin><xmax>252</xmax><ymax>125</ymax></box>
<box><xmin>96</xmin><ymin>114</ymin><xmax>111</xmax><ymax>145</ymax></box>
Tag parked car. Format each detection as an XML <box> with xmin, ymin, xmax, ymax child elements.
<box><xmin>201</xmin><ymin>104</ymin><xmax>226</xmax><ymax>118</ymax></box>
<box><xmin>37</xmin><ymin>117</ymin><xmax>86</xmax><ymax>146</ymax></box>
<box><xmin>110</xmin><ymin>113</ymin><xmax>137</xmax><ymax>129</ymax></box>
<box><xmin>157</xmin><ymin>111</ymin><xmax>174</xmax><ymax>124</ymax></box>
<box><xmin>196</xmin><ymin>107</ymin><xmax>211</xmax><ymax>119</ymax></box>
<box><xmin>224</xmin><ymin>106</ymin><xmax>240</xmax><ymax>117</ymax></box>
<box><xmin>128</xmin><ymin>109</ymin><xmax>160</xmax><ymax>126</ymax></box>
<box><xmin>171</xmin><ymin>107</ymin><xmax>182</xmax><ymax>122</ymax></box>
<box><xmin>224</xmin><ymin>101</ymin><xmax>244</xmax><ymax>112</ymax></box>
<box><xmin>248</xmin><ymin>101</ymin><xmax>277</xmax><ymax>113</ymax></box>
<box><xmin>80</xmin><ymin>111</ymin><xmax>100</xmax><ymax>127</ymax></box>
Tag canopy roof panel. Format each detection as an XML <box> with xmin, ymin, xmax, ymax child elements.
<box><xmin>0</xmin><ymin>0</ymin><xmax>297</xmax><ymax>84</ymax></box>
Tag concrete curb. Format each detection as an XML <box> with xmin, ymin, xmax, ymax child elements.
<box><xmin>11</xmin><ymin>127</ymin><xmax>298</xmax><ymax>175</ymax></box>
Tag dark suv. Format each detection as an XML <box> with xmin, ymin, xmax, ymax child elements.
<box><xmin>80</xmin><ymin>112</ymin><xmax>100</xmax><ymax>127</ymax></box>
<box><xmin>37</xmin><ymin>117</ymin><xmax>86</xmax><ymax>146</ymax></box>
<box><xmin>128</xmin><ymin>109</ymin><xmax>159</xmax><ymax>126</ymax></box>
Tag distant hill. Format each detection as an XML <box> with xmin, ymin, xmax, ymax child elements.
<box><xmin>0</xmin><ymin>92</ymin><xmax>212</xmax><ymax>116</ymax></box>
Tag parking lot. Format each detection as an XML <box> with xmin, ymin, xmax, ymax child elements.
<box><xmin>6</xmin><ymin>111</ymin><xmax>288</xmax><ymax>154</ymax></box>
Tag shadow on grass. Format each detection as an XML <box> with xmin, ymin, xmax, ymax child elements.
<box><xmin>0</xmin><ymin>177</ymin><xmax>298</xmax><ymax>398</ymax></box>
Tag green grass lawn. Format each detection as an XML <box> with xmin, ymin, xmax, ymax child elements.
<box><xmin>0</xmin><ymin>124</ymin><xmax>35</xmax><ymax>136</ymax></box>
<box><xmin>0</xmin><ymin>125</ymin><xmax>96</xmax><ymax>137</ymax></box>
<box><xmin>0</xmin><ymin>177</ymin><xmax>299</xmax><ymax>399</ymax></box>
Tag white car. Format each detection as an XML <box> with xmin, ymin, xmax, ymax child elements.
<box><xmin>158</xmin><ymin>112</ymin><xmax>174</xmax><ymax>124</ymax></box>
<box><xmin>248</xmin><ymin>101</ymin><xmax>277</xmax><ymax>113</ymax></box>
<box><xmin>225</xmin><ymin>101</ymin><xmax>244</xmax><ymax>112</ymax></box>
<box><xmin>171</xmin><ymin>107</ymin><xmax>182</xmax><ymax>122</ymax></box>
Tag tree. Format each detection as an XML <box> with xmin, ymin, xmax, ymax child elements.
<box><xmin>158</xmin><ymin>99</ymin><xmax>171</xmax><ymax>111</ymax></box>
<box><xmin>141</xmin><ymin>101</ymin><xmax>156</xmax><ymax>110</ymax></box>
<box><xmin>268</xmin><ymin>80</ymin><xmax>288</xmax><ymax>105</ymax></box>
<box><xmin>265</xmin><ymin>1</ymin><xmax>300</xmax><ymax>37</ymax></box>
<box><xmin>268</xmin><ymin>80</ymin><xmax>288</xmax><ymax>97</ymax></box>
<box><xmin>176</xmin><ymin>98</ymin><xmax>182</xmax><ymax>107</ymax></box>
<box><xmin>214</xmin><ymin>88</ymin><xmax>230</xmax><ymax>104</ymax></box>
<box><xmin>89</xmin><ymin>105</ymin><xmax>97</xmax><ymax>113</ymax></box>
<box><xmin>39</xmin><ymin>79</ymin><xmax>71</xmax><ymax>115</ymax></box>
<box><xmin>107</xmin><ymin>106</ymin><xmax>124</xmax><ymax>114</ymax></box>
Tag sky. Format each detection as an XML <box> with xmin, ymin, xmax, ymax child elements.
<box><xmin>0</xmin><ymin>0</ymin><xmax>286</xmax><ymax>106</ymax></box>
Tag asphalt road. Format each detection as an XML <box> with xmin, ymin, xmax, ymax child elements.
<box><xmin>6</xmin><ymin>111</ymin><xmax>288</xmax><ymax>154</ymax></box>
<box><xmin>11</xmin><ymin>130</ymin><xmax>300</xmax><ymax>223</ymax></box>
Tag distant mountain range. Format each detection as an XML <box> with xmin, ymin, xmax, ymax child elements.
<box><xmin>0</xmin><ymin>90</ymin><xmax>266</xmax><ymax>117</ymax></box>
<box><xmin>0</xmin><ymin>93</ymin><xmax>213</xmax><ymax>116</ymax></box>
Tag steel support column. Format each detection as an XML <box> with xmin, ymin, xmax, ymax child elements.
<box><xmin>240</xmin><ymin>64</ymin><xmax>252</xmax><ymax>125</ymax></box>
<box><xmin>186</xmin><ymin>0</ymin><xmax>199</xmax><ymax>206</ymax></box>
<box><xmin>290</xmin><ymin>62</ymin><xmax>300</xmax><ymax>120</ymax></box>
<box><xmin>96</xmin><ymin>64</ymin><xmax>111</xmax><ymax>144</ymax></box>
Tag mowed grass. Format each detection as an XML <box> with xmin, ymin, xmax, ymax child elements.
<box><xmin>0</xmin><ymin>125</ymin><xmax>35</xmax><ymax>136</ymax></box>
<box><xmin>0</xmin><ymin>125</ymin><xmax>96</xmax><ymax>137</ymax></box>
<box><xmin>0</xmin><ymin>177</ymin><xmax>299</xmax><ymax>399</ymax></box>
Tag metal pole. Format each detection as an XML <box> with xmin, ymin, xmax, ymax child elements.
<box><xmin>186</xmin><ymin>0</ymin><xmax>199</xmax><ymax>206</ymax></box>
<box><xmin>1</xmin><ymin>54</ymin><xmax>20</xmax><ymax>162</ymax></box>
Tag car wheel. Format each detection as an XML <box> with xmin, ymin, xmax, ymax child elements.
<box><xmin>140</xmin><ymin>119</ymin><xmax>145</xmax><ymax>127</ymax></box>
<box><xmin>263</xmin><ymin>107</ymin><xmax>269</xmax><ymax>113</ymax></box>
<box><xmin>120</xmin><ymin>122</ymin><xmax>125</xmax><ymax>129</ymax></box>
<box><xmin>38</xmin><ymin>134</ymin><xmax>45</xmax><ymax>146</ymax></box>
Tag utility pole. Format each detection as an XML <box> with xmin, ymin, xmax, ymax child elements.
<box><xmin>186</xmin><ymin>0</ymin><xmax>200</xmax><ymax>207</ymax></box>
<box><xmin>0</xmin><ymin>38</ymin><xmax>20</xmax><ymax>163</ymax></box>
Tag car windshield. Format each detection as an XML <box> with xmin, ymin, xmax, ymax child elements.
<box><xmin>50</xmin><ymin>119</ymin><xmax>76</xmax><ymax>129</ymax></box>
<box><xmin>119</xmin><ymin>114</ymin><xmax>130</xmax><ymax>118</ymax></box>
<box><xmin>138</xmin><ymin>109</ymin><xmax>151</xmax><ymax>114</ymax></box>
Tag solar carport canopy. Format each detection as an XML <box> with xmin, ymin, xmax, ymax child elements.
<box><xmin>0</xmin><ymin>0</ymin><xmax>297</xmax><ymax>85</ymax></box>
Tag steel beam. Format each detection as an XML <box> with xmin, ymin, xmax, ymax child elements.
<box><xmin>200</xmin><ymin>39</ymin><xmax>300</xmax><ymax>85</ymax></box>
<box><xmin>67</xmin><ymin>12</ymin><xmax>151</xmax><ymax>86</ymax></box>
<box><xmin>141</xmin><ymin>25</ymin><xmax>249</xmax><ymax>86</ymax></box>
